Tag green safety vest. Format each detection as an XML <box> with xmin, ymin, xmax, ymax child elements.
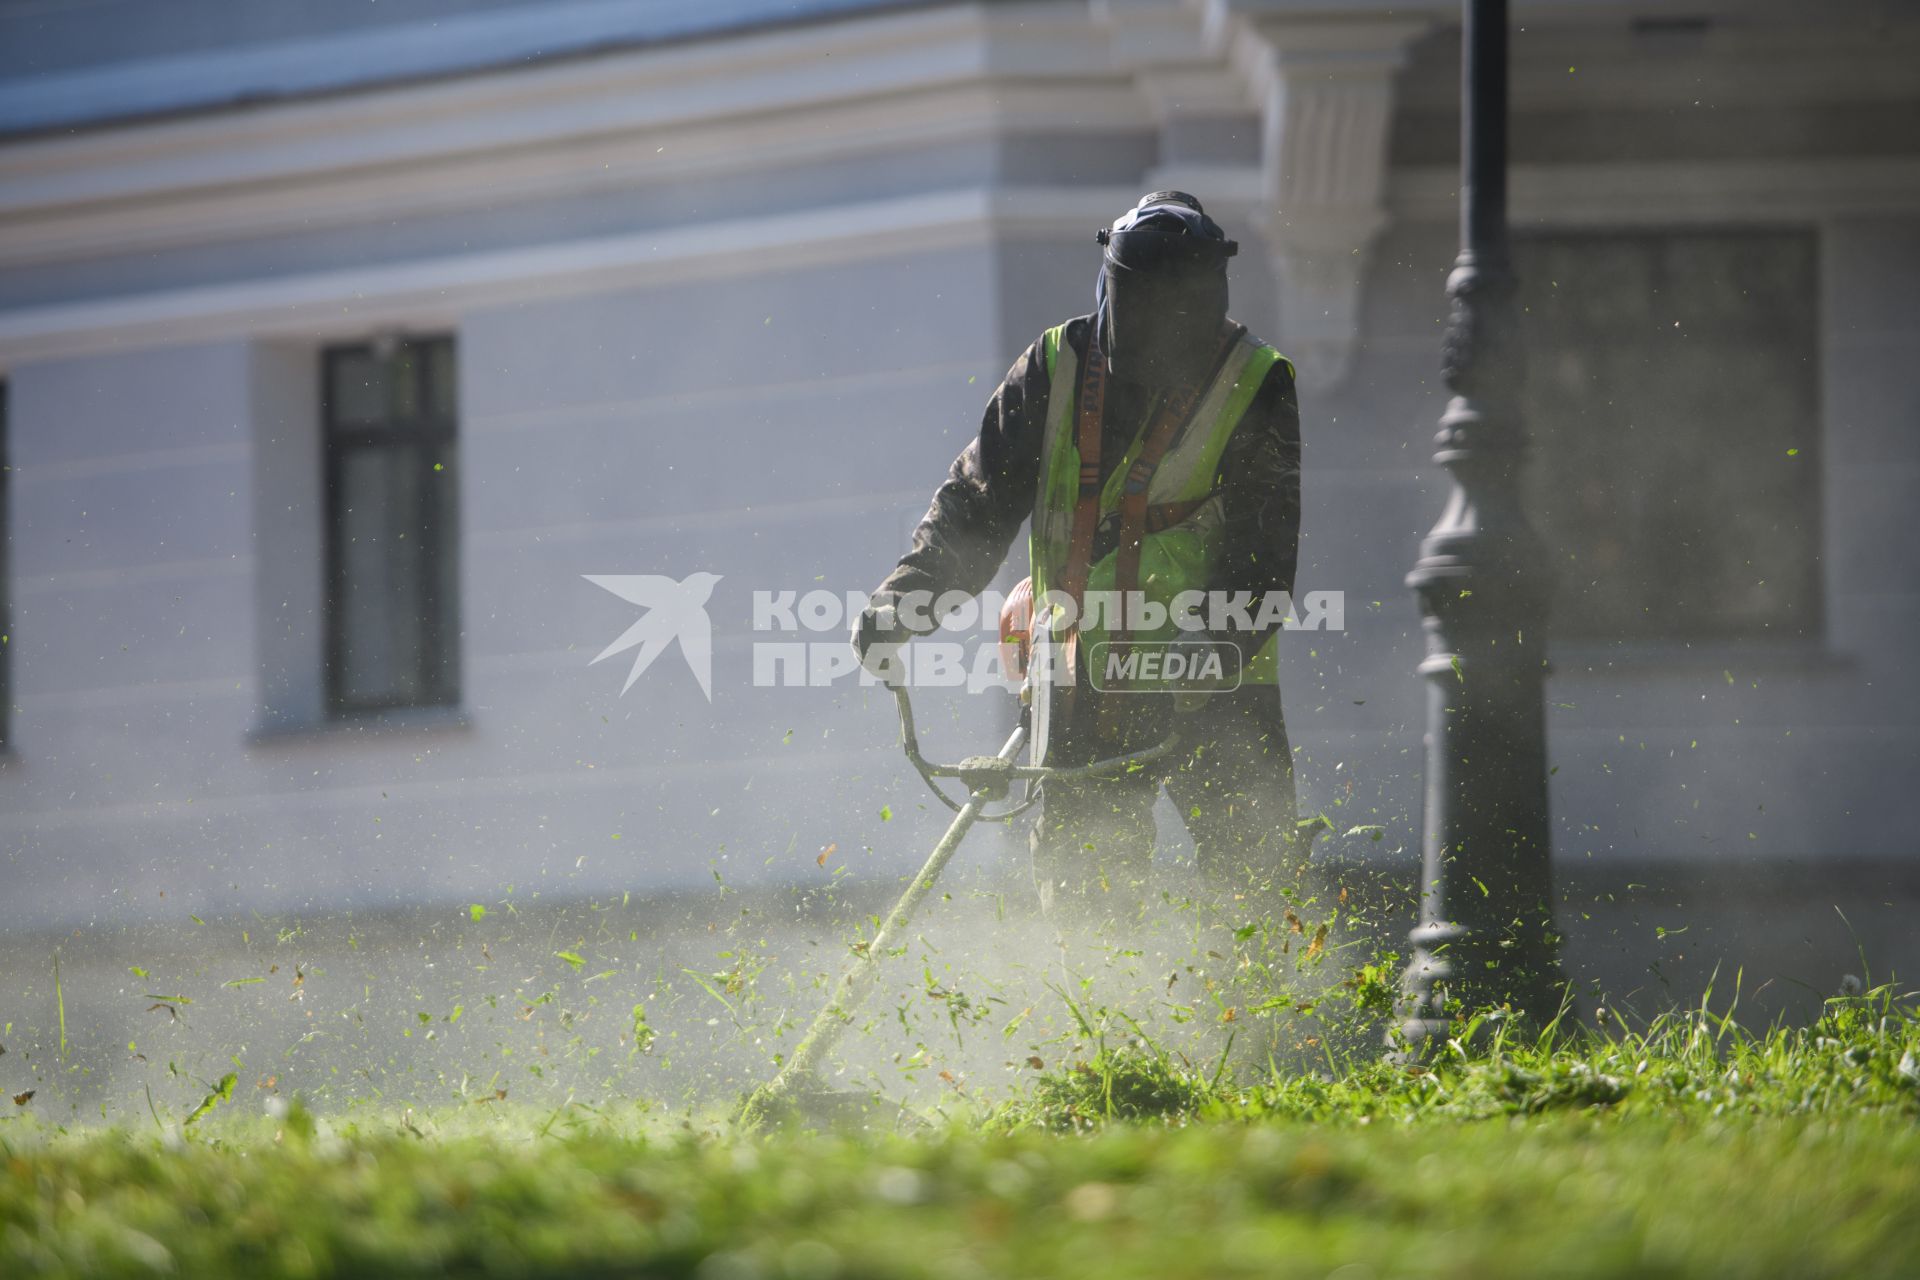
<box><xmin>1027</xmin><ymin>322</ymin><xmax>1292</xmax><ymax>686</ymax></box>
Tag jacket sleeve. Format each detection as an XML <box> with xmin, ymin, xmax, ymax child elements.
<box><xmin>874</xmin><ymin>334</ymin><xmax>1053</xmax><ymax>628</ymax></box>
<box><xmin>1205</xmin><ymin>359</ymin><xmax>1302</xmax><ymax>663</ymax></box>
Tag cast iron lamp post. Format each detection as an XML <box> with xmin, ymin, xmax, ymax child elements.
<box><xmin>1395</xmin><ymin>0</ymin><xmax>1563</xmax><ymax>1051</ymax></box>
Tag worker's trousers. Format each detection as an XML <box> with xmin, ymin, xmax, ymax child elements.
<box><xmin>1028</xmin><ymin>685</ymin><xmax>1300</xmax><ymax>939</ymax></box>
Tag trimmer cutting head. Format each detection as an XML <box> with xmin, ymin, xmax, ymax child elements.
<box><xmin>738</xmin><ymin>1076</ymin><xmax>919</xmax><ymax>1134</ymax></box>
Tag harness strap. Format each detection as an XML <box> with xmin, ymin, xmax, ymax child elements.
<box><xmin>1055</xmin><ymin>327</ymin><xmax>1111</xmax><ymax>686</ymax></box>
<box><xmin>1096</xmin><ymin>496</ymin><xmax>1211</xmax><ymax>545</ymax></box>
<box><xmin>1110</xmin><ymin>322</ymin><xmax>1244</xmax><ymax>655</ymax></box>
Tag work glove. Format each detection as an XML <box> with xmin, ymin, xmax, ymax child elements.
<box><xmin>850</xmin><ymin>591</ymin><xmax>912</xmax><ymax>685</ymax></box>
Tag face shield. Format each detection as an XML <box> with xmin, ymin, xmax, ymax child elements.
<box><xmin>1094</xmin><ymin>194</ymin><xmax>1237</xmax><ymax>388</ymax></box>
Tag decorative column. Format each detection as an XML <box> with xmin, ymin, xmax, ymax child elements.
<box><xmin>1226</xmin><ymin>13</ymin><xmax>1429</xmax><ymax>390</ymax></box>
<box><xmin>1395</xmin><ymin>0</ymin><xmax>1562</xmax><ymax>1052</ymax></box>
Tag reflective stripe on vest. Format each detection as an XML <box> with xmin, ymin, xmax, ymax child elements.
<box><xmin>1028</xmin><ymin>322</ymin><xmax>1292</xmax><ymax>685</ymax></box>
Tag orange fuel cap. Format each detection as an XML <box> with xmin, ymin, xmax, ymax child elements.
<box><xmin>999</xmin><ymin>576</ymin><xmax>1033</xmax><ymax>681</ymax></box>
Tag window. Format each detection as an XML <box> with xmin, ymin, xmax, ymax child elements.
<box><xmin>322</xmin><ymin>337</ymin><xmax>459</xmax><ymax>715</ymax></box>
<box><xmin>1514</xmin><ymin>231</ymin><xmax>1821</xmax><ymax>644</ymax></box>
<box><xmin>0</xmin><ymin>380</ymin><xmax>9</xmax><ymax>749</ymax></box>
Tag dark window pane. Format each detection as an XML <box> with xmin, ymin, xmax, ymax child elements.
<box><xmin>426</xmin><ymin>338</ymin><xmax>458</xmax><ymax>418</ymax></box>
<box><xmin>324</xmin><ymin>336</ymin><xmax>459</xmax><ymax>715</ymax></box>
<box><xmin>1515</xmin><ymin>231</ymin><xmax>1821</xmax><ymax>644</ymax></box>
<box><xmin>334</xmin><ymin>446</ymin><xmax>428</xmax><ymax>705</ymax></box>
<box><xmin>428</xmin><ymin>440</ymin><xmax>460</xmax><ymax>696</ymax></box>
<box><xmin>329</xmin><ymin>349</ymin><xmax>389</xmax><ymax>427</ymax></box>
<box><xmin>0</xmin><ymin>380</ymin><xmax>8</xmax><ymax>750</ymax></box>
<box><xmin>389</xmin><ymin>343</ymin><xmax>420</xmax><ymax>421</ymax></box>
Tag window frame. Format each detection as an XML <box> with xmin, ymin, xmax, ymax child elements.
<box><xmin>0</xmin><ymin>379</ymin><xmax>9</xmax><ymax>751</ymax></box>
<box><xmin>319</xmin><ymin>337</ymin><xmax>460</xmax><ymax>719</ymax></box>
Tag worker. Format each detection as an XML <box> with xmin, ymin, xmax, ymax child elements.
<box><xmin>852</xmin><ymin>192</ymin><xmax>1302</xmax><ymax>939</ymax></box>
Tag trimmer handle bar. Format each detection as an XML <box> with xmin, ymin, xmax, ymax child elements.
<box><xmin>890</xmin><ymin>684</ymin><xmax>1176</xmax><ymax>820</ymax></box>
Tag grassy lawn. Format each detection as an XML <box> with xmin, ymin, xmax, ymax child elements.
<box><xmin>4</xmin><ymin>989</ymin><xmax>1917</xmax><ymax>1278</ymax></box>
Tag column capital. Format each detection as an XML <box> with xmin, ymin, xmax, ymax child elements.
<box><xmin>1222</xmin><ymin>7</ymin><xmax>1434</xmax><ymax>386</ymax></box>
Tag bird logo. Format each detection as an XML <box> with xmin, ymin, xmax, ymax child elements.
<box><xmin>583</xmin><ymin>572</ymin><xmax>723</xmax><ymax>700</ymax></box>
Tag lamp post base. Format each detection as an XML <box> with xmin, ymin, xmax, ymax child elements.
<box><xmin>1392</xmin><ymin>919</ymin><xmax>1570</xmax><ymax>1058</ymax></box>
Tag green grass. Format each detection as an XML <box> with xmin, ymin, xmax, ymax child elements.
<box><xmin>3</xmin><ymin>987</ymin><xmax>1917</xmax><ymax>1279</ymax></box>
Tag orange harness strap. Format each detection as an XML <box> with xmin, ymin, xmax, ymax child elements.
<box><xmin>1097</xmin><ymin>497</ymin><xmax>1210</xmax><ymax>544</ymax></box>
<box><xmin>1059</xmin><ymin>331</ymin><xmax>1108</xmax><ymax>622</ymax></box>
<box><xmin>1110</xmin><ymin>323</ymin><xmax>1243</xmax><ymax>655</ymax></box>
<box><xmin>1054</xmin><ymin>328</ymin><xmax>1111</xmax><ymax>687</ymax></box>
<box><xmin>1055</xmin><ymin>322</ymin><xmax>1240</xmax><ymax>717</ymax></box>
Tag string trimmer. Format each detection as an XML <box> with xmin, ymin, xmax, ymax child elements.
<box><xmin>737</xmin><ymin>679</ymin><xmax>1177</xmax><ymax>1129</ymax></box>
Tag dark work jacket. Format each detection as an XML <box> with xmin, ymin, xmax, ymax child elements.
<box><xmin>877</xmin><ymin>315</ymin><xmax>1302</xmax><ymax>669</ymax></box>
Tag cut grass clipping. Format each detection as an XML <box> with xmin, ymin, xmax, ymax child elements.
<box><xmin>3</xmin><ymin>983</ymin><xmax>1917</xmax><ymax>1278</ymax></box>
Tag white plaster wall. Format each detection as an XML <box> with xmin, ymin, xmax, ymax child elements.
<box><xmin>0</xmin><ymin>246</ymin><xmax>1016</xmax><ymax>928</ymax></box>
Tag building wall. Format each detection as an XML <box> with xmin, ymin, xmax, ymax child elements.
<box><xmin>0</xmin><ymin>1</ymin><xmax>1915</xmax><ymax>965</ymax></box>
<box><xmin>0</xmin><ymin>246</ymin><xmax>1013</xmax><ymax>925</ymax></box>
